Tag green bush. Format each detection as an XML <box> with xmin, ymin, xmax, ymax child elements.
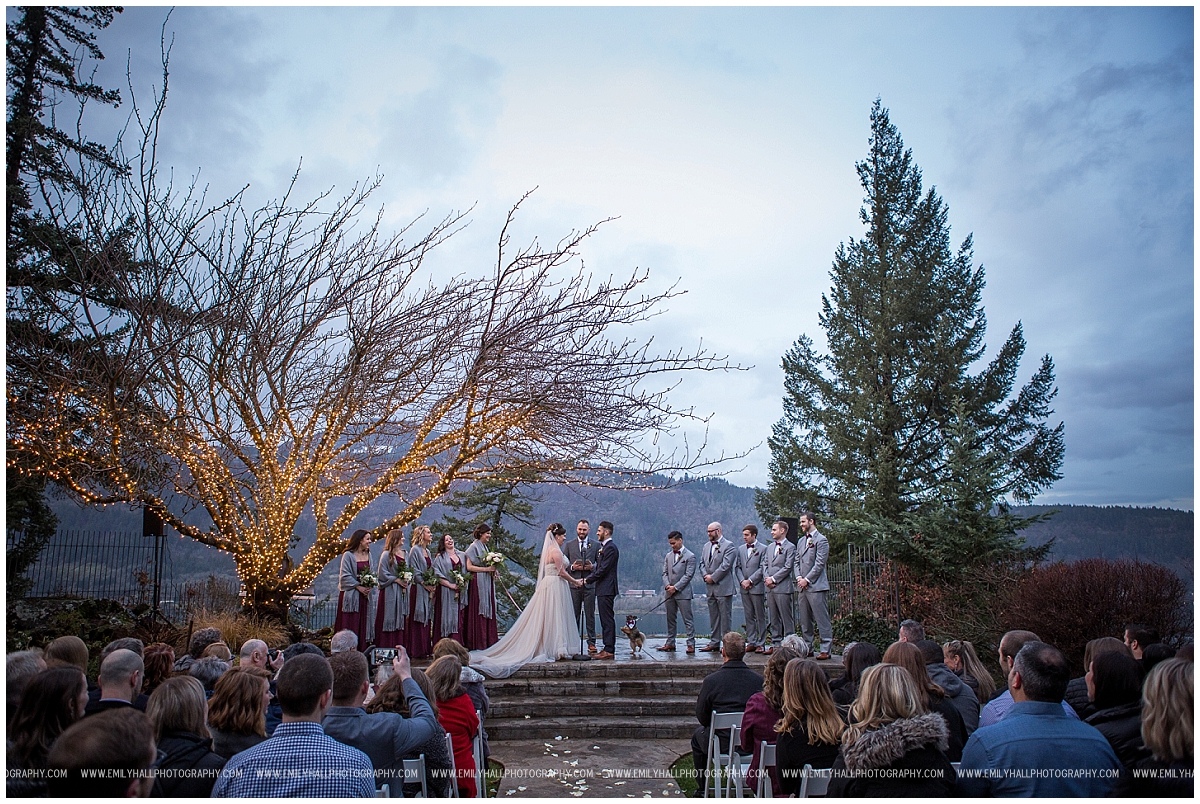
<box><xmin>8</xmin><ymin>597</ymin><xmax>137</xmax><ymax>677</ymax></box>
<box><xmin>832</xmin><ymin>610</ymin><xmax>895</xmax><ymax>654</ymax></box>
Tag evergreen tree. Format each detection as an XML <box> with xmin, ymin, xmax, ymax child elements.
<box><xmin>6</xmin><ymin>6</ymin><xmax>125</xmax><ymax>595</ymax></box>
<box><xmin>429</xmin><ymin>475</ymin><xmax>542</xmax><ymax>624</ymax></box>
<box><xmin>756</xmin><ymin>100</ymin><xmax>1064</xmax><ymax>583</ymax></box>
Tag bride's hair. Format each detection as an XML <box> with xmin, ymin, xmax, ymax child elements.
<box><xmin>548</xmin><ymin>523</ymin><xmax>566</xmax><ymax>537</ymax></box>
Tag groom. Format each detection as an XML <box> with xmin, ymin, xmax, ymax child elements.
<box><xmin>584</xmin><ymin>521</ymin><xmax>619</xmax><ymax>660</ymax></box>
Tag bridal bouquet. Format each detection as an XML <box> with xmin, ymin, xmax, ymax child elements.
<box><xmin>451</xmin><ymin>570</ymin><xmax>470</xmax><ymax>593</ymax></box>
<box><xmin>483</xmin><ymin>551</ymin><xmax>506</xmax><ymax>566</ymax></box>
<box><xmin>356</xmin><ymin>569</ymin><xmax>379</xmax><ymax>589</ymax></box>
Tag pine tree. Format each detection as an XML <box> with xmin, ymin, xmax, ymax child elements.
<box><xmin>429</xmin><ymin>474</ymin><xmax>542</xmax><ymax>624</ymax></box>
<box><xmin>755</xmin><ymin>100</ymin><xmax>1064</xmax><ymax>583</ymax></box>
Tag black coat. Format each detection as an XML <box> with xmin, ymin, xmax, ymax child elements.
<box><xmin>1124</xmin><ymin>756</ymin><xmax>1194</xmax><ymax>798</ymax></box>
<box><xmin>827</xmin><ymin>713</ymin><xmax>956</xmax><ymax>798</ymax></box>
<box><xmin>930</xmin><ymin>693</ymin><xmax>967</xmax><ymax>762</ymax></box>
<box><xmin>152</xmin><ymin>730</ymin><xmax>226</xmax><ymax>797</ymax></box>
<box><xmin>1087</xmin><ymin>701</ymin><xmax>1152</xmax><ymax>769</ymax></box>
<box><xmin>1064</xmin><ymin>676</ymin><xmax>1096</xmax><ymax>720</ymax></box>
<box><xmin>776</xmin><ymin>722</ymin><xmax>841</xmax><ymax>797</ymax></box>
<box><xmin>695</xmin><ymin>660</ymin><xmax>764</xmax><ymax>728</ymax></box>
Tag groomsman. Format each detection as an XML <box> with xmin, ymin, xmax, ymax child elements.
<box><xmin>700</xmin><ymin>522</ymin><xmax>736</xmax><ymax>652</ymax></box>
<box><xmin>794</xmin><ymin>512</ymin><xmax>832</xmax><ymax>659</ymax></box>
<box><xmin>564</xmin><ymin>519</ymin><xmax>600</xmax><ymax>654</ymax></box>
<box><xmin>762</xmin><ymin>519</ymin><xmax>796</xmax><ymax>653</ymax></box>
<box><xmin>736</xmin><ymin>525</ymin><xmax>767</xmax><ymax>652</ymax></box>
<box><xmin>659</xmin><ymin>531</ymin><xmax>697</xmax><ymax>653</ymax></box>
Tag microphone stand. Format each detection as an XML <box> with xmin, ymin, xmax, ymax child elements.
<box><xmin>571</xmin><ymin>573</ymin><xmax>592</xmax><ymax>662</ymax></box>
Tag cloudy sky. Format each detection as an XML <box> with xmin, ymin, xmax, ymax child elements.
<box><xmin>75</xmin><ymin>6</ymin><xmax>1193</xmax><ymax>509</ymax></box>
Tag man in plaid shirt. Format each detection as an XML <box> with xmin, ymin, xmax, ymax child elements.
<box><xmin>213</xmin><ymin>653</ymin><xmax>374</xmax><ymax>797</ymax></box>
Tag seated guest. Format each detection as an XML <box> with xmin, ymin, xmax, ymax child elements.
<box><xmin>775</xmin><ymin>659</ymin><xmax>844</xmax><ymax>797</ymax></box>
<box><xmin>46</xmin><ymin>707</ymin><xmax>157</xmax><ymax>797</ymax></box>
<box><xmin>1124</xmin><ymin>623</ymin><xmax>1160</xmax><ymax>669</ymax></box>
<box><xmin>330</xmin><ymin>629</ymin><xmax>360</xmax><ymax>654</ymax></box>
<box><xmin>1176</xmin><ymin>643</ymin><xmax>1194</xmax><ymax>662</ymax></box>
<box><xmin>980</xmin><ymin>630</ymin><xmax>1078</xmax><ymax>726</ymax></box>
<box><xmin>1064</xmin><ymin>636</ymin><xmax>1131</xmax><ymax>719</ymax></box>
<box><xmin>367</xmin><ymin>670</ymin><xmax>453</xmax><ymax>797</ymax></box>
<box><xmin>146</xmin><ymin>676</ymin><xmax>226</xmax><ymax>797</ymax></box>
<box><xmin>1141</xmin><ymin>643</ymin><xmax>1177</xmax><ymax>679</ymax></box>
<box><xmin>433</xmin><ymin>637</ymin><xmax>491</xmax><ymax>758</ymax></box>
<box><xmin>237</xmin><ymin>639</ymin><xmax>284</xmax><ymax>734</ymax></box>
<box><xmin>206</xmin><ymin>666</ymin><xmax>270</xmax><ymax>759</ymax></box>
<box><xmin>941</xmin><ymin>639</ymin><xmax>996</xmax><ymax>703</ymax></box>
<box><xmin>691</xmin><ymin>632</ymin><xmax>764</xmax><ymax>794</ymax></box>
<box><xmin>174</xmin><ymin>627</ymin><xmax>223</xmax><ymax>672</ymax></box>
<box><xmin>831</xmin><ymin>642</ymin><xmax>881</xmax><ymax>707</ymax></box>
<box><xmin>142</xmin><ymin>643</ymin><xmax>175</xmax><ymax>697</ymax></box>
<box><xmin>88</xmin><ymin>638</ymin><xmax>149</xmax><ymax>711</ymax></box>
<box><xmin>85</xmin><ymin>649</ymin><xmax>144</xmax><ymax>716</ymax></box>
<box><xmin>212</xmin><ymin>654</ymin><xmax>374</xmax><ymax>797</ymax></box>
<box><xmin>826</xmin><ymin>663</ymin><xmax>956</xmax><ymax>797</ymax></box>
<box><xmin>8</xmin><ymin>666</ymin><xmax>88</xmax><ymax>796</ymax></box>
<box><xmin>958</xmin><ymin>642</ymin><xmax>1121</xmax><ymax>796</ymax></box>
<box><xmin>43</xmin><ymin>636</ymin><xmax>89</xmax><ymax>674</ymax></box>
<box><xmin>201</xmin><ymin>642</ymin><xmax>232</xmax><ymax>662</ymax></box>
<box><xmin>778</xmin><ymin>634</ymin><xmax>810</xmax><ymax>657</ymax></box>
<box><xmin>284</xmin><ymin>641</ymin><xmax>326</xmax><ymax>661</ymax></box>
<box><xmin>1127</xmin><ymin>658</ymin><xmax>1193</xmax><ymax>797</ymax></box>
<box><xmin>425</xmin><ymin>655</ymin><xmax>480</xmax><ymax>797</ymax></box>
<box><xmin>189</xmin><ymin>656</ymin><xmax>230</xmax><ymax>697</ymax></box>
<box><xmin>1085</xmin><ymin>651</ymin><xmax>1151</xmax><ymax>769</ymax></box>
<box><xmin>6</xmin><ymin>650</ymin><xmax>46</xmax><ymax>727</ymax></box>
<box><xmin>323</xmin><ymin>648</ymin><xmax>440</xmax><ymax>792</ymax></box>
<box><xmin>884</xmin><ymin>642</ymin><xmax>967</xmax><ymax>761</ymax></box>
<box><xmin>740</xmin><ymin>646</ymin><xmax>800</xmax><ymax>794</ymax></box>
<box><xmin>915</xmin><ymin>639</ymin><xmax>979</xmax><ymax>735</ymax></box>
<box><xmin>898</xmin><ymin>619</ymin><xmax>925</xmax><ymax>643</ymax></box>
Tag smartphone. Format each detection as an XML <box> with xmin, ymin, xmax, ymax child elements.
<box><xmin>372</xmin><ymin>647</ymin><xmax>396</xmax><ymax>664</ymax></box>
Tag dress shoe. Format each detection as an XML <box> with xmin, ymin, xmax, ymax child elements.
<box><xmin>762</xmin><ymin>647</ymin><xmax>773</xmax><ymax>655</ymax></box>
<box><xmin>685</xmin><ymin>646</ymin><xmax>695</xmax><ymax>654</ymax></box>
<box><xmin>657</xmin><ymin>644</ymin><xmax>677</xmax><ymax>652</ymax></box>
<box><xmin>699</xmin><ymin>645</ymin><xmax>719</xmax><ymax>652</ymax></box>
<box><xmin>587</xmin><ymin>645</ymin><xmax>599</xmax><ymax>655</ymax></box>
<box><xmin>595</xmin><ymin>651</ymin><xmax>615</xmax><ymax>660</ymax></box>
<box><xmin>816</xmin><ymin>652</ymin><xmax>832</xmax><ymax>660</ymax></box>
<box><xmin>753</xmin><ymin>646</ymin><xmax>765</xmax><ymax>654</ymax></box>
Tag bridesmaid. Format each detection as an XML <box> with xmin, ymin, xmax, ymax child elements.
<box><xmin>463</xmin><ymin>523</ymin><xmax>499</xmax><ymax>649</ymax></box>
<box><xmin>374</xmin><ymin>528</ymin><xmax>410</xmax><ymax>649</ymax></box>
<box><xmin>334</xmin><ymin>529</ymin><xmax>374</xmax><ymax>651</ymax></box>
<box><xmin>404</xmin><ymin>526</ymin><xmax>435</xmax><ymax>659</ymax></box>
<box><xmin>432</xmin><ymin>533</ymin><xmax>466</xmax><ymax>646</ymax></box>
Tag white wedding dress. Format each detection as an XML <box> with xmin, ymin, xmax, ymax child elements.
<box><xmin>468</xmin><ymin>532</ymin><xmax>580</xmax><ymax>679</ymax></box>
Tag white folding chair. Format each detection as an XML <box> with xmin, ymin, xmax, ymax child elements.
<box><xmin>724</xmin><ymin>724</ymin><xmax>754</xmax><ymax>798</ymax></box>
<box><xmin>473</xmin><ymin>710</ymin><xmax>486</xmax><ymax>798</ymax></box>
<box><xmin>446</xmin><ymin>732</ymin><xmax>460</xmax><ymax>798</ymax></box>
<box><xmin>403</xmin><ymin>754</ymin><xmax>428</xmax><ymax>798</ymax></box>
<box><xmin>375</xmin><ymin>783</ymin><xmax>391</xmax><ymax>798</ymax></box>
<box><xmin>703</xmin><ymin>711</ymin><xmax>744</xmax><ymax>798</ymax></box>
<box><xmin>756</xmin><ymin>743</ymin><xmax>777</xmax><ymax>799</ymax></box>
<box><xmin>798</xmin><ymin>764</ymin><xmax>831</xmax><ymax>798</ymax></box>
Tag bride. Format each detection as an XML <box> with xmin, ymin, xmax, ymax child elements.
<box><xmin>468</xmin><ymin>523</ymin><xmax>585</xmax><ymax>678</ymax></box>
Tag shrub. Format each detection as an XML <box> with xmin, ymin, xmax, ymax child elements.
<box><xmin>832</xmin><ymin>610</ymin><xmax>896</xmax><ymax>654</ymax></box>
<box><xmin>191</xmin><ymin>609</ymin><xmax>290</xmax><ymax>654</ymax></box>
<box><xmin>1000</xmin><ymin>558</ymin><xmax>1192</xmax><ymax>673</ymax></box>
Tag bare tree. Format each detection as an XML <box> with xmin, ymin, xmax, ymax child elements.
<box><xmin>8</xmin><ymin>67</ymin><xmax>736</xmax><ymax>615</ymax></box>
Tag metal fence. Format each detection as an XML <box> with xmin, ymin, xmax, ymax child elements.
<box><xmin>828</xmin><ymin>542</ymin><xmax>901</xmax><ymax>623</ymax></box>
<box><xmin>8</xmin><ymin>529</ymin><xmax>163</xmax><ymax>604</ymax></box>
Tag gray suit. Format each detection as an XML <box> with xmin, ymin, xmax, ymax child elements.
<box><xmin>662</xmin><ymin>547</ymin><xmax>697</xmax><ymax>648</ymax></box>
<box><xmin>735</xmin><ymin>540</ymin><xmax>768</xmax><ymax>648</ymax></box>
<box><xmin>701</xmin><ymin>537</ymin><xmax>736</xmax><ymax>647</ymax></box>
<box><xmin>763</xmin><ymin>539</ymin><xmax>796</xmax><ymax>643</ymax></box>
<box><xmin>563</xmin><ymin>536</ymin><xmax>600</xmax><ymax>647</ymax></box>
<box><xmin>794</xmin><ymin>529</ymin><xmax>832</xmax><ymax>653</ymax></box>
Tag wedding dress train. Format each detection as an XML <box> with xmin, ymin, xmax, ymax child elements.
<box><xmin>468</xmin><ymin>532</ymin><xmax>580</xmax><ymax>679</ymax></box>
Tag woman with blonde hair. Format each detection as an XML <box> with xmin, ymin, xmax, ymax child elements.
<box><xmin>883</xmin><ymin>641</ymin><xmax>966</xmax><ymax>761</ymax></box>
<box><xmin>1128</xmin><ymin>658</ymin><xmax>1192</xmax><ymax>797</ymax></box>
<box><xmin>774</xmin><ymin>659</ymin><xmax>844</xmax><ymax>797</ymax></box>
<box><xmin>942</xmin><ymin>639</ymin><xmax>996</xmax><ymax>702</ymax></box>
<box><xmin>206</xmin><ymin>666</ymin><xmax>271</xmax><ymax>759</ymax></box>
<box><xmin>147</xmin><ymin>676</ymin><xmax>226</xmax><ymax>796</ymax></box>
<box><xmin>375</xmin><ymin>527</ymin><xmax>410</xmax><ymax>649</ymax></box>
<box><xmin>405</xmin><ymin>526</ymin><xmax>435</xmax><ymax>659</ymax></box>
<box><xmin>826</xmin><ymin>663</ymin><xmax>956</xmax><ymax>797</ymax></box>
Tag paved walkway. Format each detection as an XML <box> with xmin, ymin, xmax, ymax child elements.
<box><xmin>489</xmin><ymin>737</ymin><xmax>689</xmax><ymax>798</ymax></box>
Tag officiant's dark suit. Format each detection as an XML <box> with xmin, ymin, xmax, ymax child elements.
<box><xmin>584</xmin><ymin>522</ymin><xmax>619</xmax><ymax>659</ymax></box>
<box><xmin>564</xmin><ymin>522</ymin><xmax>601</xmax><ymax>650</ymax></box>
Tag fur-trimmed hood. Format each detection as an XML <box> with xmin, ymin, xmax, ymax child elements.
<box><xmin>842</xmin><ymin>713</ymin><xmax>949</xmax><ymax>772</ymax></box>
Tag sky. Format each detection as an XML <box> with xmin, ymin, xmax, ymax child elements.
<box><xmin>60</xmin><ymin>5</ymin><xmax>1194</xmax><ymax>509</ymax></box>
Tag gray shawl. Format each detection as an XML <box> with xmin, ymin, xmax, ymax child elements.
<box><xmin>432</xmin><ymin>551</ymin><xmax>463</xmax><ymax>638</ymax></box>
<box><xmin>465</xmin><ymin>539</ymin><xmax>495</xmax><ymax>620</ymax></box>
<box><xmin>408</xmin><ymin>547</ymin><xmax>432</xmax><ymax>625</ymax></box>
<box><xmin>339</xmin><ymin>552</ymin><xmax>364</xmax><ymax>614</ymax></box>
<box><xmin>376</xmin><ymin>551</ymin><xmax>410</xmax><ymax>632</ymax></box>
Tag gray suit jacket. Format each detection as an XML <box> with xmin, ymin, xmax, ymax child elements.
<box><xmin>701</xmin><ymin>537</ymin><xmax>737</xmax><ymax>597</ymax></box>
<box><xmin>563</xmin><ymin>536</ymin><xmax>600</xmax><ymax>581</ymax></box>
<box><xmin>763</xmin><ymin>539</ymin><xmax>796</xmax><ymax>595</ymax></box>
<box><xmin>663</xmin><ymin>547</ymin><xmax>697</xmax><ymax>599</ymax></box>
<box><xmin>736</xmin><ymin>541</ymin><xmax>767</xmax><ymax>594</ymax></box>
<box><xmin>794</xmin><ymin>529</ymin><xmax>830</xmax><ymax>592</ymax></box>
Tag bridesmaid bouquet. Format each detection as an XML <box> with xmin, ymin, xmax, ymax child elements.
<box><xmin>483</xmin><ymin>551</ymin><xmax>506</xmax><ymax>566</ymax></box>
<box><xmin>420</xmin><ymin>566</ymin><xmax>438</xmax><ymax>588</ymax></box>
<box><xmin>394</xmin><ymin>558</ymin><xmax>414</xmax><ymax>584</ymax></box>
<box><xmin>357</xmin><ymin>569</ymin><xmax>379</xmax><ymax>589</ymax></box>
<box><xmin>451</xmin><ymin>570</ymin><xmax>470</xmax><ymax>592</ymax></box>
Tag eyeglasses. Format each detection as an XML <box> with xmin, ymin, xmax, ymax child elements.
<box><xmin>151</xmin><ymin>749</ymin><xmax>168</xmax><ymax>769</ymax></box>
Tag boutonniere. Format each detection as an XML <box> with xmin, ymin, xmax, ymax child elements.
<box><xmin>806</xmin><ymin>538</ymin><xmax>815</xmax><ymax>549</ymax></box>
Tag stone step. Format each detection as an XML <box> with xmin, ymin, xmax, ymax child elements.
<box><xmin>486</xmin><ymin>714</ymin><xmax>697</xmax><ymax>741</ymax></box>
<box><xmin>497</xmin><ymin>659</ymin><xmax>726</xmax><ymax>680</ymax></box>
<box><xmin>489</xmin><ymin>695</ymin><xmax>697</xmax><ymax>719</ymax></box>
<box><xmin>486</xmin><ymin>677</ymin><xmax>704</xmax><ymax>699</ymax></box>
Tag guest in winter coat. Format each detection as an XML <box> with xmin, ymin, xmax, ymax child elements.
<box><xmin>915</xmin><ymin>639</ymin><xmax>979</xmax><ymax>734</ymax></box>
<box><xmin>433</xmin><ymin>638</ymin><xmax>491</xmax><ymax>758</ymax></box>
<box><xmin>831</xmin><ymin>642</ymin><xmax>881</xmax><ymax>708</ymax></box>
<box><xmin>885</xmin><ymin>642</ymin><xmax>967</xmax><ymax>761</ymax></box>
<box><xmin>206</xmin><ymin>666</ymin><xmax>270</xmax><ymax>759</ymax></box>
<box><xmin>1065</xmin><ymin>637</ymin><xmax>1131</xmax><ymax>719</ymax></box>
<box><xmin>147</xmin><ymin>676</ymin><xmax>226</xmax><ymax>797</ymax></box>
<box><xmin>826</xmin><ymin>663</ymin><xmax>956</xmax><ymax>797</ymax></box>
<box><xmin>1085</xmin><ymin>651</ymin><xmax>1150</xmax><ymax>769</ymax></box>
<box><xmin>774</xmin><ymin>659</ymin><xmax>845</xmax><ymax>797</ymax></box>
<box><xmin>739</xmin><ymin>646</ymin><xmax>800</xmax><ymax>794</ymax></box>
<box><xmin>367</xmin><ymin>669</ymin><xmax>454</xmax><ymax>797</ymax></box>
<box><xmin>7</xmin><ymin>667</ymin><xmax>88</xmax><ymax>796</ymax></box>
<box><xmin>941</xmin><ymin>639</ymin><xmax>996</xmax><ymax>704</ymax></box>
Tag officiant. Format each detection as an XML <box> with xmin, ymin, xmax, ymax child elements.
<box><xmin>563</xmin><ymin>519</ymin><xmax>600</xmax><ymax>654</ymax></box>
